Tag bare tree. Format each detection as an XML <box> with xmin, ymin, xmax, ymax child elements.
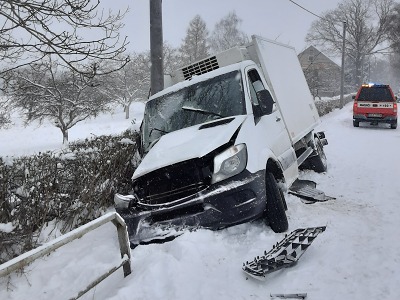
<box><xmin>387</xmin><ymin>3</ymin><xmax>400</xmax><ymax>52</ymax></box>
<box><xmin>306</xmin><ymin>0</ymin><xmax>394</xmax><ymax>86</ymax></box>
<box><xmin>387</xmin><ymin>3</ymin><xmax>400</xmax><ymax>83</ymax></box>
<box><xmin>102</xmin><ymin>52</ymin><xmax>150</xmax><ymax>119</ymax></box>
<box><xmin>0</xmin><ymin>0</ymin><xmax>128</xmax><ymax>76</ymax></box>
<box><xmin>209</xmin><ymin>11</ymin><xmax>249</xmax><ymax>53</ymax></box>
<box><xmin>4</xmin><ymin>57</ymin><xmax>109</xmax><ymax>143</ymax></box>
<box><xmin>0</xmin><ymin>95</ymin><xmax>12</xmax><ymax>129</ymax></box>
<box><xmin>179</xmin><ymin>15</ymin><xmax>210</xmax><ymax>66</ymax></box>
<box><xmin>163</xmin><ymin>42</ymin><xmax>181</xmax><ymax>74</ymax></box>
<box><xmin>101</xmin><ymin>44</ymin><xmax>181</xmax><ymax>120</ymax></box>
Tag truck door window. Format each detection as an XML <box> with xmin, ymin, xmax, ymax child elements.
<box><xmin>248</xmin><ymin>69</ymin><xmax>275</xmax><ymax>116</ymax></box>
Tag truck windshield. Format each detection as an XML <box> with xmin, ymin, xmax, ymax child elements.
<box><xmin>142</xmin><ymin>70</ymin><xmax>245</xmax><ymax>152</ymax></box>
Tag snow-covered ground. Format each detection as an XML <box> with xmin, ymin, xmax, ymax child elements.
<box><xmin>1</xmin><ymin>102</ymin><xmax>400</xmax><ymax>300</ymax></box>
<box><xmin>0</xmin><ymin>102</ymin><xmax>145</xmax><ymax>158</ymax></box>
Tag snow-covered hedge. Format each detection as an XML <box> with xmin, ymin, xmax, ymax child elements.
<box><xmin>0</xmin><ymin>112</ymin><xmax>11</xmax><ymax>129</ymax></box>
<box><xmin>0</xmin><ymin>129</ymin><xmax>140</xmax><ymax>264</ymax></box>
<box><xmin>314</xmin><ymin>94</ymin><xmax>354</xmax><ymax>116</ymax></box>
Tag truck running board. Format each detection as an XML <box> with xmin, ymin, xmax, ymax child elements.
<box><xmin>296</xmin><ymin>146</ymin><xmax>314</xmax><ymax>167</ymax></box>
<box><xmin>242</xmin><ymin>226</ymin><xmax>326</xmax><ymax>280</ymax></box>
<box><xmin>289</xmin><ymin>179</ymin><xmax>335</xmax><ymax>203</ymax></box>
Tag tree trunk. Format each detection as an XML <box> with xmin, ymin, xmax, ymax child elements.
<box><xmin>355</xmin><ymin>55</ymin><xmax>366</xmax><ymax>86</ymax></box>
<box><xmin>62</xmin><ymin>129</ymin><xmax>69</xmax><ymax>144</ymax></box>
<box><xmin>125</xmin><ymin>103</ymin><xmax>130</xmax><ymax>119</ymax></box>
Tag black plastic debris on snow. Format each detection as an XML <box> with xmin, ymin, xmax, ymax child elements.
<box><xmin>242</xmin><ymin>226</ymin><xmax>326</xmax><ymax>280</ymax></box>
<box><xmin>130</xmin><ymin>222</ymin><xmax>201</xmax><ymax>248</ymax></box>
<box><xmin>270</xmin><ymin>293</ymin><xmax>307</xmax><ymax>299</ymax></box>
<box><xmin>289</xmin><ymin>179</ymin><xmax>335</xmax><ymax>204</ymax></box>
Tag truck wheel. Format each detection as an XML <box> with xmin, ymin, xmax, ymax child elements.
<box><xmin>307</xmin><ymin>138</ymin><xmax>327</xmax><ymax>173</ymax></box>
<box><xmin>278</xmin><ymin>187</ymin><xmax>288</xmax><ymax>211</ymax></box>
<box><xmin>353</xmin><ymin>120</ymin><xmax>359</xmax><ymax>127</ymax></box>
<box><xmin>265</xmin><ymin>172</ymin><xmax>288</xmax><ymax>233</ymax></box>
<box><xmin>391</xmin><ymin>123</ymin><xmax>397</xmax><ymax>129</ymax></box>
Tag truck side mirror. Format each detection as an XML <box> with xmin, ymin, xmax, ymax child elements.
<box><xmin>256</xmin><ymin>89</ymin><xmax>274</xmax><ymax>115</ymax></box>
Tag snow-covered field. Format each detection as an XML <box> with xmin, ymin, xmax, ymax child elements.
<box><xmin>1</xmin><ymin>102</ymin><xmax>400</xmax><ymax>300</ymax></box>
<box><xmin>0</xmin><ymin>102</ymin><xmax>145</xmax><ymax>158</ymax></box>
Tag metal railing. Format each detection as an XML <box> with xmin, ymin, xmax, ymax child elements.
<box><xmin>0</xmin><ymin>212</ymin><xmax>132</xmax><ymax>299</ymax></box>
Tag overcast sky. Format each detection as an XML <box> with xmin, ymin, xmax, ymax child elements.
<box><xmin>108</xmin><ymin>0</ymin><xmax>343</xmax><ymax>55</ymax></box>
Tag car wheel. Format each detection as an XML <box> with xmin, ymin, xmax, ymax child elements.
<box><xmin>390</xmin><ymin>123</ymin><xmax>397</xmax><ymax>129</ymax></box>
<box><xmin>353</xmin><ymin>120</ymin><xmax>359</xmax><ymax>127</ymax></box>
<box><xmin>265</xmin><ymin>171</ymin><xmax>288</xmax><ymax>233</ymax></box>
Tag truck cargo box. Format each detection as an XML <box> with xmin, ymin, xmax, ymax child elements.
<box><xmin>246</xmin><ymin>35</ymin><xmax>320</xmax><ymax>144</ymax></box>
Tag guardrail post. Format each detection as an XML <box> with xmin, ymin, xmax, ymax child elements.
<box><xmin>112</xmin><ymin>214</ymin><xmax>132</xmax><ymax>277</ymax></box>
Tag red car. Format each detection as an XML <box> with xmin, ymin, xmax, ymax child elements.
<box><xmin>353</xmin><ymin>83</ymin><xmax>398</xmax><ymax>129</ymax></box>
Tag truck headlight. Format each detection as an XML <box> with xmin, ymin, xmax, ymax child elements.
<box><xmin>114</xmin><ymin>193</ymin><xmax>136</xmax><ymax>209</ymax></box>
<box><xmin>212</xmin><ymin>144</ymin><xmax>247</xmax><ymax>184</ymax></box>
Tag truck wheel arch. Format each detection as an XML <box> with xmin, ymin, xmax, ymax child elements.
<box><xmin>266</xmin><ymin>158</ymin><xmax>285</xmax><ymax>184</ymax></box>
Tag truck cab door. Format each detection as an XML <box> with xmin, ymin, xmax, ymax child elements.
<box><xmin>245</xmin><ymin>67</ymin><xmax>298</xmax><ymax>183</ymax></box>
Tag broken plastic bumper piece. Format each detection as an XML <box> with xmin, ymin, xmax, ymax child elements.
<box><xmin>270</xmin><ymin>293</ymin><xmax>307</xmax><ymax>299</ymax></box>
<box><xmin>243</xmin><ymin>226</ymin><xmax>326</xmax><ymax>280</ymax></box>
<box><xmin>289</xmin><ymin>180</ymin><xmax>335</xmax><ymax>203</ymax></box>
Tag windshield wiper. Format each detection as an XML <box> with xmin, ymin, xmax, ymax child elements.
<box><xmin>149</xmin><ymin>127</ymin><xmax>169</xmax><ymax>136</ymax></box>
<box><xmin>182</xmin><ymin>106</ymin><xmax>224</xmax><ymax>118</ymax></box>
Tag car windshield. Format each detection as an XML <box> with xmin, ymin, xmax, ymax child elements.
<box><xmin>358</xmin><ymin>87</ymin><xmax>394</xmax><ymax>101</ymax></box>
<box><xmin>142</xmin><ymin>70</ymin><xmax>245</xmax><ymax>152</ymax></box>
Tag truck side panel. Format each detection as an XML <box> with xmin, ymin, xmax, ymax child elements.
<box><xmin>248</xmin><ymin>35</ymin><xmax>320</xmax><ymax>144</ymax></box>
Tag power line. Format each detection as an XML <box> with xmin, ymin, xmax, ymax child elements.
<box><xmin>288</xmin><ymin>0</ymin><xmax>325</xmax><ymax>20</ymax></box>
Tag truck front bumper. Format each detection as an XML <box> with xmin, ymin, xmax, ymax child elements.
<box><xmin>115</xmin><ymin>170</ymin><xmax>266</xmax><ymax>246</ymax></box>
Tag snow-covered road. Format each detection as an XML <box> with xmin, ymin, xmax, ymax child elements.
<box><xmin>1</xmin><ymin>103</ymin><xmax>400</xmax><ymax>300</ymax></box>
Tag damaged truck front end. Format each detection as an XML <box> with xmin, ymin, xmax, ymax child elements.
<box><xmin>114</xmin><ymin>67</ymin><xmax>269</xmax><ymax>246</ymax></box>
<box><xmin>115</xmin><ymin>147</ymin><xmax>267</xmax><ymax>246</ymax></box>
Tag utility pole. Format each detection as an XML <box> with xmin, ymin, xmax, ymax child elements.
<box><xmin>150</xmin><ymin>0</ymin><xmax>164</xmax><ymax>95</ymax></box>
<box><xmin>339</xmin><ymin>21</ymin><xmax>347</xmax><ymax>109</ymax></box>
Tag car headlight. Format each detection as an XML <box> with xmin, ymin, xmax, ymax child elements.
<box><xmin>212</xmin><ymin>144</ymin><xmax>247</xmax><ymax>184</ymax></box>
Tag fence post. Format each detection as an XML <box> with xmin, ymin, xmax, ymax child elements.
<box><xmin>112</xmin><ymin>214</ymin><xmax>132</xmax><ymax>277</ymax></box>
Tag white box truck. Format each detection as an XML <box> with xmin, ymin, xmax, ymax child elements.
<box><xmin>115</xmin><ymin>35</ymin><xmax>328</xmax><ymax>245</ymax></box>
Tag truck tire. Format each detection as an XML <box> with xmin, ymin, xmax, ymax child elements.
<box><xmin>265</xmin><ymin>171</ymin><xmax>288</xmax><ymax>233</ymax></box>
<box><xmin>306</xmin><ymin>137</ymin><xmax>327</xmax><ymax>173</ymax></box>
<box><xmin>278</xmin><ymin>187</ymin><xmax>288</xmax><ymax>211</ymax></box>
<box><xmin>391</xmin><ymin>123</ymin><xmax>397</xmax><ymax>129</ymax></box>
<box><xmin>353</xmin><ymin>120</ymin><xmax>359</xmax><ymax>127</ymax></box>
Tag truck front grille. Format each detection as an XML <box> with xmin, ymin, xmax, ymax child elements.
<box><xmin>133</xmin><ymin>157</ymin><xmax>213</xmax><ymax>206</ymax></box>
